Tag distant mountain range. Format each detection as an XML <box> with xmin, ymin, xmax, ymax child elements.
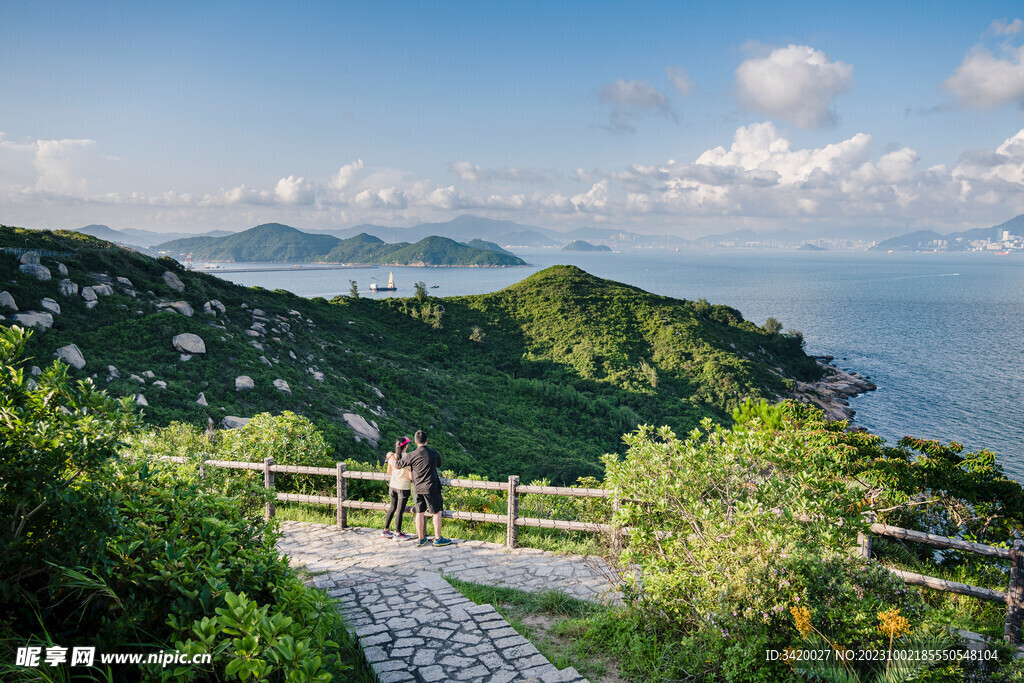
<box><xmin>74</xmin><ymin>225</ymin><xmax>232</xmax><ymax>249</ymax></box>
<box><xmin>71</xmin><ymin>212</ymin><xmax>1024</xmax><ymax>255</ymax></box>
<box><xmin>154</xmin><ymin>223</ymin><xmax>528</xmax><ymax>267</ymax></box>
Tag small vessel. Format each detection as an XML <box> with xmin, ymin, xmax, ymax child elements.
<box><xmin>429</xmin><ymin>283</ymin><xmax>439</xmax><ymax>289</ymax></box>
<box><xmin>370</xmin><ymin>271</ymin><xmax>397</xmax><ymax>292</ymax></box>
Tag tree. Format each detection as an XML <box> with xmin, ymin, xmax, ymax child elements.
<box><xmin>763</xmin><ymin>316</ymin><xmax>783</xmax><ymax>335</ymax></box>
<box><xmin>0</xmin><ymin>325</ymin><xmax>138</xmax><ymax>609</ymax></box>
<box><xmin>414</xmin><ymin>281</ymin><xmax>428</xmax><ymax>301</ymax></box>
<box><xmin>349</xmin><ymin>279</ymin><xmax>359</xmax><ymax>298</ymax></box>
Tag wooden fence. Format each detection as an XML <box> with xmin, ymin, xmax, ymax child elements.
<box><xmin>158</xmin><ymin>456</ymin><xmax>620</xmax><ymax>551</ymax></box>
<box><xmin>158</xmin><ymin>455</ymin><xmax>1022</xmax><ymax>644</ymax></box>
<box><xmin>859</xmin><ymin>524</ymin><xmax>1023</xmax><ymax>644</ymax></box>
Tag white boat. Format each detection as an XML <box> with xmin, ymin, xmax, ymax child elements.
<box><xmin>370</xmin><ymin>271</ymin><xmax>397</xmax><ymax>291</ymax></box>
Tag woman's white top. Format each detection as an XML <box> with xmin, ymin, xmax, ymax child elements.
<box><xmin>387</xmin><ymin>452</ymin><xmax>412</xmax><ymax>490</ymax></box>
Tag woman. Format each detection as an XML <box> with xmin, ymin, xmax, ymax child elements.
<box><xmin>381</xmin><ymin>436</ymin><xmax>413</xmax><ymax>540</ymax></box>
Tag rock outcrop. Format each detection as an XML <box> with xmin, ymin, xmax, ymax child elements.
<box><xmin>135</xmin><ymin>393</ymin><xmax>148</xmax><ymax>406</ymax></box>
<box><xmin>58</xmin><ymin>263</ymin><xmax>68</xmax><ymax>277</ymax></box>
<box><xmin>92</xmin><ymin>284</ymin><xmax>114</xmax><ymax>296</ymax></box>
<box><xmin>342</xmin><ymin>412</ymin><xmax>380</xmax><ymax>447</ymax></box>
<box><xmin>40</xmin><ymin>298</ymin><xmax>60</xmax><ymax>315</ymax></box>
<box><xmin>162</xmin><ymin>271</ymin><xmax>185</xmax><ymax>293</ymax></box>
<box><xmin>222</xmin><ymin>416</ymin><xmax>251</xmax><ymax>429</ymax></box>
<box><xmin>790</xmin><ymin>358</ymin><xmax>877</xmax><ymax>423</ymax></box>
<box><xmin>196</xmin><ymin>392</ymin><xmax>208</xmax><ymax>406</ymax></box>
<box><xmin>12</xmin><ymin>311</ymin><xmax>54</xmax><ymax>330</ymax></box>
<box><xmin>273</xmin><ymin>379</ymin><xmax>291</xmax><ymax>394</ymax></box>
<box><xmin>235</xmin><ymin>375</ymin><xmax>254</xmax><ymax>392</ymax></box>
<box><xmin>54</xmin><ymin>344</ymin><xmax>86</xmax><ymax>369</ymax></box>
<box><xmin>0</xmin><ymin>291</ymin><xmax>17</xmax><ymax>311</ymax></box>
<box><xmin>19</xmin><ymin>264</ymin><xmax>51</xmax><ymax>281</ymax></box>
<box><xmin>172</xmin><ymin>333</ymin><xmax>206</xmax><ymax>354</ymax></box>
<box><xmin>58</xmin><ymin>279</ymin><xmax>78</xmax><ymax>297</ymax></box>
<box><xmin>160</xmin><ymin>301</ymin><xmax>194</xmax><ymax>317</ymax></box>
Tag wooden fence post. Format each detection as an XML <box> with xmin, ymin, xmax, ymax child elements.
<box><xmin>506</xmin><ymin>475</ymin><xmax>519</xmax><ymax>549</ymax></box>
<box><xmin>612</xmin><ymin>489</ymin><xmax>622</xmax><ymax>551</ymax></box>
<box><xmin>858</xmin><ymin>531</ymin><xmax>873</xmax><ymax>560</ymax></box>
<box><xmin>263</xmin><ymin>457</ymin><xmax>275</xmax><ymax>520</ymax></box>
<box><xmin>337</xmin><ymin>462</ymin><xmax>348</xmax><ymax>529</ymax></box>
<box><xmin>1005</xmin><ymin>540</ymin><xmax>1024</xmax><ymax>644</ymax></box>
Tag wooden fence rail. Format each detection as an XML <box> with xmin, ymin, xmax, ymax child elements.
<box><xmin>157</xmin><ymin>454</ymin><xmax>1022</xmax><ymax>644</ymax></box>
<box><xmin>860</xmin><ymin>523</ymin><xmax>1023</xmax><ymax>644</ymax></box>
<box><xmin>155</xmin><ymin>455</ymin><xmax>617</xmax><ymax>550</ymax></box>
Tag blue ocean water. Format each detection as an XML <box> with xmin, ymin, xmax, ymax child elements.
<box><xmin>212</xmin><ymin>250</ymin><xmax>1024</xmax><ymax>481</ymax></box>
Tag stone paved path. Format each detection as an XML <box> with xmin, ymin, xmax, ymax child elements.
<box><xmin>278</xmin><ymin>522</ymin><xmax>622</xmax><ymax>682</ymax></box>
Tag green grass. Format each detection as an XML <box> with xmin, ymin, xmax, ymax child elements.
<box><xmin>275</xmin><ymin>502</ymin><xmax>608</xmax><ymax>555</ymax></box>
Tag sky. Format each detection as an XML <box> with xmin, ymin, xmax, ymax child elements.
<box><xmin>4</xmin><ymin>1</ymin><xmax>1024</xmax><ymax>237</ymax></box>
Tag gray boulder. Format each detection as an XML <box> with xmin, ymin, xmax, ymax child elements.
<box><xmin>19</xmin><ymin>264</ymin><xmax>51</xmax><ymax>281</ymax></box>
<box><xmin>172</xmin><ymin>333</ymin><xmax>206</xmax><ymax>354</ymax></box>
<box><xmin>252</xmin><ymin>309</ymin><xmax>266</xmax><ymax>317</ymax></box>
<box><xmin>143</xmin><ymin>370</ymin><xmax>155</xmax><ymax>378</ymax></box>
<box><xmin>160</xmin><ymin>301</ymin><xmax>194</xmax><ymax>317</ymax></box>
<box><xmin>152</xmin><ymin>380</ymin><xmax>167</xmax><ymax>389</ymax></box>
<box><xmin>259</xmin><ymin>356</ymin><xmax>272</xmax><ymax>367</ymax></box>
<box><xmin>180</xmin><ymin>354</ymin><xmax>192</xmax><ymax>361</ymax></box>
<box><xmin>130</xmin><ymin>374</ymin><xmax>145</xmax><ymax>383</ymax></box>
<box><xmin>107</xmin><ymin>365</ymin><xmax>121</xmax><ymax>379</ymax></box>
<box><xmin>0</xmin><ymin>291</ymin><xmax>17</xmax><ymax>311</ymax></box>
<box><xmin>58</xmin><ymin>263</ymin><xmax>68</xmax><ymax>277</ymax></box>
<box><xmin>196</xmin><ymin>392</ymin><xmax>208</xmax><ymax>406</ymax></box>
<box><xmin>12</xmin><ymin>311</ymin><xmax>54</xmax><ymax>330</ymax></box>
<box><xmin>222</xmin><ymin>416</ymin><xmax>251</xmax><ymax>430</ymax></box>
<box><xmin>19</xmin><ymin>251</ymin><xmax>40</xmax><ymax>266</ymax></box>
<box><xmin>162</xmin><ymin>271</ymin><xmax>185</xmax><ymax>293</ymax></box>
<box><xmin>92</xmin><ymin>284</ymin><xmax>114</xmax><ymax>296</ymax></box>
<box><xmin>273</xmin><ymin>379</ymin><xmax>291</xmax><ymax>394</ymax></box>
<box><xmin>342</xmin><ymin>412</ymin><xmax>380</xmax><ymax>447</ymax></box>
<box><xmin>235</xmin><ymin>375</ymin><xmax>254</xmax><ymax>392</ymax></box>
<box><xmin>117</xmin><ymin>277</ymin><xmax>133</xmax><ymax>288</ymax></box>
<box><xmin>135</xmin><ymin>393</ymin><xmax>148</xmax><ymax>406</ymax></box>
<box><xmin>311</xmin><ymin>370</ymin><xmax>325</xmax><ymax>382</ymax></box>
<box><xmin>54</xmin><ymin>344</ymin><xmax>86</xmax><ymax>369</ymax></box>
<box><xmin>85</xmin><ymin>300</ymin><xmax>98</xmax><ymax>310</ymax></box>
<box><xmin>58</xmin><ymin>279</ymin><xmax>78</xmax><ymax>297</ymax></box>
<box><xmin>81</xmin><ymin>286</ymin><xmax>98</xmax><ymax>302</ymax></box>
<box><xmin>40</xmin><ymin>298</ymin><xmax>61</xmax><ymax>315</ymax></box>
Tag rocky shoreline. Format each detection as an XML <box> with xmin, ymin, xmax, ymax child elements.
<box><xmin>791</xmin><ymin>356</ymin><xmax>877</xmax><ymax>424</ymax></box>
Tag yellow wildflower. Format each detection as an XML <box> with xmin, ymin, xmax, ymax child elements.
<box><xmin>791</xmin><ymin>605</ymin><xmax>813</xmax><ymax>638</ymax></box>
<box><xmin>877</xmin><ymin>608</ymin><xmax>912</xmax><ymax>639</ymax></box>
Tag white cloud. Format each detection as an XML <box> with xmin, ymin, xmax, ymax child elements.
<box><xmin>990</xmin><ymin>18</ymin><xmax>1024</xmax><ymax>35</ymax></box>
<box><xmin>735</xmin><ymin>45</ymin><xmax>853</xmax><ymax>128</ymax></box>
<box><xmin>274</xmin><ymin>175</ymin><xmax>315</xmax><ymax>205</ymax></box>
<box><xmin>570</xmin><ymin>180</ymin><xmax>608</xmax><ymax>211</ymax></box>
<box><xmin>329</xmin><ymin>159</ymin><xmax>364</xmax><ymax>191</ymax></box>
<box><xmin>664</xmin><ymin>65</ymin><xmax>693</xmax><ymax>97</ymax></box>
<box><xmin>944</xmin><ymin>44</ymin><xmax>1024</xmax><ymax>109</ymax></box>
<box><xmin>598</xmin><ymin>79</ymin><xmax>677</xmax><ymax>133</ymax></box>
<box><xmin>449</xmin><ymin>161</ymin><xmax>484</xmax><ymax>183</ymax></box>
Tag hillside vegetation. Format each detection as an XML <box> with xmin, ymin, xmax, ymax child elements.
<box><xmin>1</xmin><ymin>225</ymin><xmax>816</xmax><ymax>485</ymax></box>
<box><xmin>155</xmin><ymin>223</ymin><xmax>528</xmax><ymax>266</ymax></box>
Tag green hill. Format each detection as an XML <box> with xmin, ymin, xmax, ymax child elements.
<box><xmin>562</xmin><ymin>240</ymin><xmax>612</xmax><ymax>252</ymax></box>
<box><xmin>2</xmin><ymin>225</ymin><xmax>817</xmax><ymax>484</ymax></box>
<box><xmin>157</xmin><ymin>223</ymin><xmax>527</xmax><ymax>266</ymax></box>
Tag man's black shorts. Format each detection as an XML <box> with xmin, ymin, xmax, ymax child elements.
<box><xmin>414</xmin><ymin>490</ymin><xmax>443</xmax><ymax>514</ymax></box>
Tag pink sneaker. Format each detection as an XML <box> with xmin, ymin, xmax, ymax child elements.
<box><xmin>394</xmin><ymin>532</ymin><xmax>411</xmax><ymax>541</ymax></box>
<box><xmin>380</xmin><ymin>530</ymin><xmax>394</xmax><ymax>538</ymax></box>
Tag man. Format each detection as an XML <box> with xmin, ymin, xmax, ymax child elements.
<box><xmin>392</xmin><ymin>430</ymin><xmax>452</xmax><ymax>547</ymax></box>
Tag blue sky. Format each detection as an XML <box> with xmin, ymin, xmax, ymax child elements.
<box><xmin>3</xmin><ymin>1</ymin><xmax>1024</xmax><ymax>236</ymax></box>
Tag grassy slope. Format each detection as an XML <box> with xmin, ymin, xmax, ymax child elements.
<box><xmin>2</xmin><ymin>226</ymin><xmax>818</xmax><ymax>485</ymax></box>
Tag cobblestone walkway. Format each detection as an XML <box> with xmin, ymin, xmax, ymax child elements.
<box><xmin>278</xmin><ymin>522</ymin><xmax>622</xmax><ymax>682</ymax></box>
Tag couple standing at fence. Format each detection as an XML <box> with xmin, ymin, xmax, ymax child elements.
<box><xmin>381</xmin><ymin>430</ymin><xmax>452</xmax><ymax>547</ymax></box>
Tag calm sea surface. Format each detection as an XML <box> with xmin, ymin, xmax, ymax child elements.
<box><xmin>209</xmin><ymin>250</ymin><xmax>1024</xmax><ymax>481</ymax></box>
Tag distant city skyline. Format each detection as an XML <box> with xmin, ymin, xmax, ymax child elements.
<box><xmin>4</xmin><ymin>1</ymin><xmax>1024</xmax><ymax>236</ymax></box>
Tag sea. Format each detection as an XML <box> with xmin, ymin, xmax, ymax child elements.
<box><xmin>205</xmin><ymin>249</ymin><xmax>1024</xmax><ymax>482</ymax></box>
